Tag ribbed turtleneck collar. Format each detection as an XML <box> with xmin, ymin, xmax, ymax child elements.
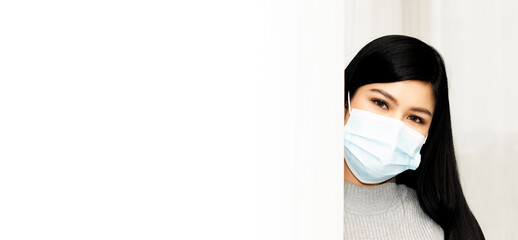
<box><xmin>344</xmin><ymin>178</ymin><xmax>404</xmax><ymax>215</ymax></box>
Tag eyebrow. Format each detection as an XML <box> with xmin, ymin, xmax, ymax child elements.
<box><xmin>370</xmin><ymin>88</ymin><xmax>399</xmax><ymax>105</ymax></box>
<box><xmin>409</xmin><ymin>107</ymin><xmax>433</xmax><ymax>117</ymax></box>
<box><xmin>369</xmin><ymin>88</ymin><xmax>433</xmax><ymax>117</ymax></box>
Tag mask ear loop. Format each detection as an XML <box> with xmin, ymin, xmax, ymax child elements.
<box><xmin>347</xmin><ymin>91</ymin><xmax>352</xmax><ymax>113</ymax></box>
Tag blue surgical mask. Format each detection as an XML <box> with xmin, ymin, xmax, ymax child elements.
<box><xmin>344</xmin><ymin>91</ymin><xmax>428</xmax><ymax>184</ymax></box>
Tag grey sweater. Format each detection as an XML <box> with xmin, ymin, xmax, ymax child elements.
<box><xmin>344</xmin><ymin>179</ymin><xmax>444</xmax><ymax>239</ymax></box>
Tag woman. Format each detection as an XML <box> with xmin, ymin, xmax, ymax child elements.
<box><xmin>343</xmin><ymin>35</ymin><xmax>485</xmax><ymax>240</ymax></box>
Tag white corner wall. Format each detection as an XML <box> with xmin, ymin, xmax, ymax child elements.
<box><xmin>0</xmin><ymin>1</ymin><xmax>345</xmax><ymax>239</ymax></box>
<box><xmin>261</xmin><ymin>1</ymin><xmax>345</xmax><ymax>239</ymax></box>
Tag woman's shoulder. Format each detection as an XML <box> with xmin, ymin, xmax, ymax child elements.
<box><xmin>397</xmin><ymin>183</ymin><xmax>444</xmax><ymax>238</ymax></box>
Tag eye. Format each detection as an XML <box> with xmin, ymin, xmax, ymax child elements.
<box><xmin>408</xmin><ymin>115</ymin><xmax>425</xmax><ymax>125</ymax></box>
<box><xmin>371</xmin><ymin>99</ymin><xmax>388</xmax><ymax>110</ymax></box>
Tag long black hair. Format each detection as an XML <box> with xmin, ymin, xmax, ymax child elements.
<box><xmin>344</xmin><ymin>35</ymin><xmax>484</xmax><ymax>240</ymax></box>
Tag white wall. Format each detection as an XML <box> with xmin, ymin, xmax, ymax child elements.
<box><xmin>261</xmin><ymin>1</ymin><xmax>345</xmax><ymax>239</ymax></box>
<box><xmin>345</xmin><ymin>1</ymin><xmax>518</xmax><ymax>238</ymax></box>
<box><xmin>0</xmin><ymin>0</ymin><xmax>345</xmax><ymax>239</ymax></box>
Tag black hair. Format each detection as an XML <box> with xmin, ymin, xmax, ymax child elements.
<box><xmin>344</xmin><ymin>35</ymin><xmax>485</xmax><ymax>240</ymax></box>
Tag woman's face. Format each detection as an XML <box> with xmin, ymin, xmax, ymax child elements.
<box><xmin>344</xmin><ymin>80</ymin><xmax>435</xmax><ymax>137</ymax></box>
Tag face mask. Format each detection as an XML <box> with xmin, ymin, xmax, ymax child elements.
<box><xmin>344</xmin><ymin>91</ymin><xmax>428</xmax><ymax>184</ymax></box>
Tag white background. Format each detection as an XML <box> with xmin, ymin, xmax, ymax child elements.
<box><xmin>0</xmin><ymin>0</ymin><xmax>344</xmax><ymax>239</ymax></box>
